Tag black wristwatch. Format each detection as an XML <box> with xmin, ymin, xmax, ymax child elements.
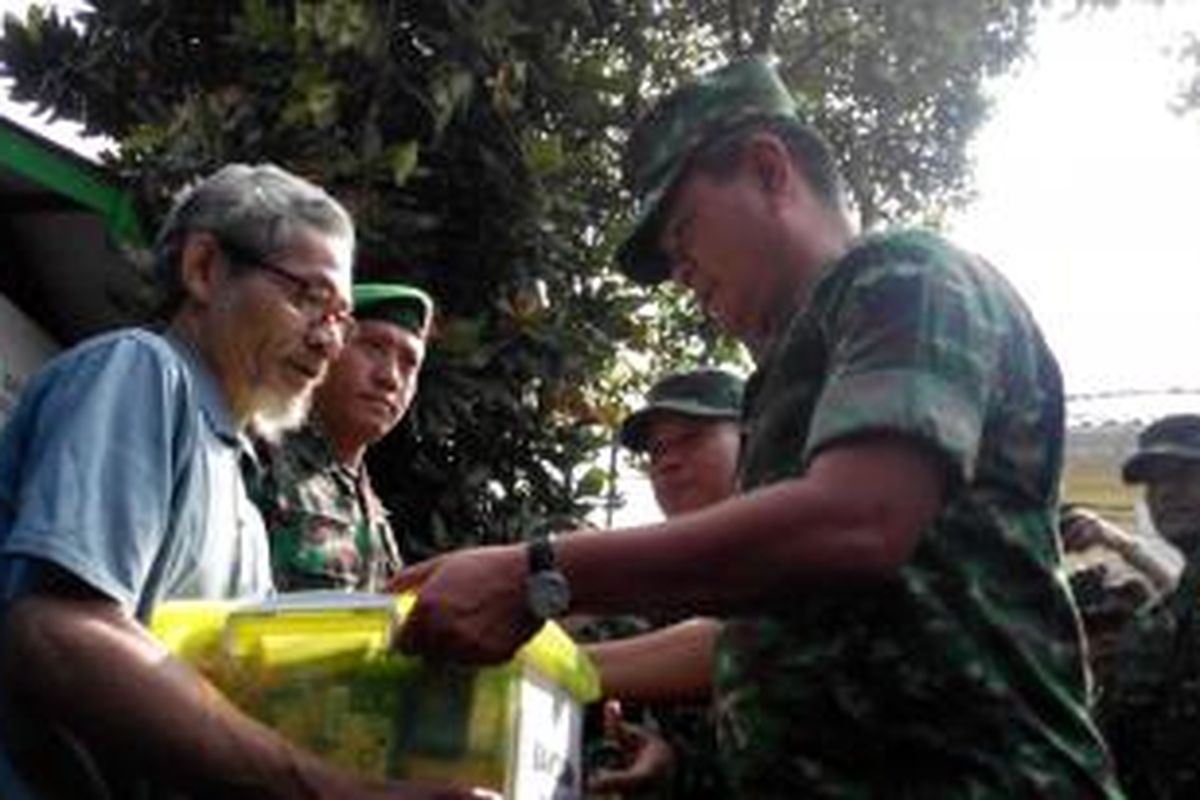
<box><xmin>526</xmin><ymin>536</ymin><xmax>571</xmax><ymax>620</ymax></box>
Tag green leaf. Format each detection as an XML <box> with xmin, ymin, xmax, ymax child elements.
<box><xmin>430</xmin><ymin>66</ymin><xmax>474</xmax><ymax>134</ymax></box>
<box><xmin>525</xmin><ymin>133</ymin><xmax>565</xmax><ymax>176</ymax></box>
<box><xmin>438</xmin><ymin>316</ymin><xmax>486</xmax><ymax>357</ymax></box>
<box><xmin>387</xmin><ymin>140</ymin><xmax>420</xmax><ymax>187</ymax></box>
<box><xmin>576</xmin><ymin>465</ymin><xmax>609</xmax><ymax>498</ymax></box>
<box><xmin>232</xmin><ymin>0</ymin><xmax>289</xmax><ymax>49</ymax></box>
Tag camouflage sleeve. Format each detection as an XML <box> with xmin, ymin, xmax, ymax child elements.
<box><xmin>805</xmin><ymin>252</ymin><xmax>1003</xmax><ymax>485</ymax></box>
<box><xmin>1094</xmin><ymin>606</ymin><xmax>1175</xmax><ymax>791</ymax></box>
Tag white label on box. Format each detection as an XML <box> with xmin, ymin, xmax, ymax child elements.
<box><xmin>510</xmin><ymin>669</ymin><xmax>583</xmax><ymax>799</ymax></box>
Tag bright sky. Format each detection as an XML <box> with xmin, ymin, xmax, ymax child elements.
<box><xmin>948</xmin><ymin>1</ymin><xmax>1200</xmax><ymax>401</ymax></box>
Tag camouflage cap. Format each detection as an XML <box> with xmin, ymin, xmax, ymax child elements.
<box><xmin>1122</xmin><ymin>414</ymin><xmax>1200</xmax><ymax>483</ymax></box>
<box><xmin>616</xmin><ymin>56</ymin><xmax>803</xmax><ymax>285</ymax></box>
<box><xmin>353</xmin><ymin>282</ymin><xmax>434</xmax><ymax>337</ymax></box>
<box><xmin>620</xmin><ymin>368</ymin><xmax>745</xmax><ymax>452</ymax></box>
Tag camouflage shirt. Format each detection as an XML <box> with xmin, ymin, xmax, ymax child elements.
<box><xmin>1097</xmin><ymin>540</ymin><xmax>1200</xmax><ymax>799</ymax></box>
<box><xmin>248</xmin><ymin>424</ymin><xmax>402</xmax><ymax>592</ymax></box>
<box><xmin>714</xmin><ymin>230</ymin><xmax>1123</xmax><ymax>798</ymax></box>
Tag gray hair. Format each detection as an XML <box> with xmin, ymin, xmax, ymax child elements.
<box><xmin>152</xmin><ymin>164</ymin><xmax>355</xmax><ymax>317</ymax></box>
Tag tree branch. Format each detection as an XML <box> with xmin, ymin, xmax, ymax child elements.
<box><xmin>751</xmin><ymin>0</ymin><xmax>778</xmax><ymax>54</ymax></box>
<box><xmin>728</xmin><ymin>0</ymin><xmax>746</xmax><ymax>57</ymax></box>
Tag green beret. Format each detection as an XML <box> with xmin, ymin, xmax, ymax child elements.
<box><xmin>352</xmin><ymin>282</ymin><xmax>434</xmax><ymax>336</ymax></box>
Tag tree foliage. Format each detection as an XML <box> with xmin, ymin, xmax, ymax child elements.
<box><xmin>1174</xmin><ymin>28</ymin><xmax>1200</xmax><ymax>114</ymax></box>
<box><xmin>2</xmin><ymin>0</ymin><xmax>1037</xmax><ymax>555</ymax></box>
<box><xmin>1066</xmin><ymin>1</ymin><xmax>1200</xmax><ymax>117</ymax></box>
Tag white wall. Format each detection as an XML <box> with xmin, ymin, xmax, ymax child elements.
<box><xmin>0</xmin><ymin>292</ymin><xmax>59</xmax><ymax>429</ymax></box>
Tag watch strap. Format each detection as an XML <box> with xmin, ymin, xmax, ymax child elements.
<box><xmin>527</xmin><ymin>535</ymin><xmax>557</xmax><ymax>573</ymax></box>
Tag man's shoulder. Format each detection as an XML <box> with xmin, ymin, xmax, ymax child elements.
<box><xmin>840</xmin><ymin>228</ymin><xmax>958</xmax><ymax>267</ymax></box>
<box><xmin>46</xmin><ymin>328</ymin><xmax>184</xmax><ymax>380</ymax></box>
<box><xmin>824</xmin><ymin>229</ymin><xmax>986</xmax><ymax>291</ymax></box>
<box><xmin>814</xmin><ymin>228</ymin><xmax>1035</xmax><ymax>334</ymax></box>
<box><xmin>17</xmin><ymin>328</ymin><xmax>190</xmax><ymax>410</ymax></box>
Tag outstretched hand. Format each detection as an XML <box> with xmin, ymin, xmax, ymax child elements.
<box><xmin>391</xmin><ymin>544</ymin><xmax>542</xmax><ymax>665</ymax></box>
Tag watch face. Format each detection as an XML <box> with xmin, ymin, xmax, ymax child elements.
<box><xmin>528</xmin><ymin>570</ymin><xmax>571</xmax><ymax>619</ymax></box>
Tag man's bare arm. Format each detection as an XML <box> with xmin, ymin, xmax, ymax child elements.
<box><xmin>395</xmin><ymin>436</ymin><xmax>946</xmax><ymax>663</ymax></box>
<box><xmin>586</xmin><ymin>618</ymin><xmax>719</xmax><ymax>703</ymax></box>
<box><xmin>557</xmin><ymin>436</ymin><xmax>946</xmax><ymax>618</ymax></box>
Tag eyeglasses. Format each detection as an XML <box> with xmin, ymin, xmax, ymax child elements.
<box><xmin>217</xmin><ymin>238</ymin><xmax>355</xmax><ymax>344</ymax></box>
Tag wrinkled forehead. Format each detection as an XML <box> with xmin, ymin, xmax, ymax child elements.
<box><xmin>324</xmin><ymin>232</ymin><xmax>355</xmax><ymax>275</ymax></box>
<box><xmin>290</xmin><ymin>224</ymin><xmax>354</xmax><ymax>274</ymax></box>
<box><xmin>280</xmin><ymin>225</ymin><xmax>355</xmax><ymax>294</ymax></box>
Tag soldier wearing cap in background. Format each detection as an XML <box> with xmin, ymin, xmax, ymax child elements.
<box><xmin>1058</xmin><ymin>416</ymin><xmax>1187</xmax><ymax>696</ymax></box>
<box><xmin>620</xmin><ymin>368</ymin><xmax>743</xmax><ymax>520</ymax></box>
<box><xmin>392</xmin><ymin>58</ymin><xmax>1123</xmax><ymax>797</ymax></box>
<box><xmin>1063</xmin><ymin>414</ymin><xmax>1200</xmax><ymax>599</ymax></box>
<box><xmin>1060</xmin><ymin>500</ymin><xmax>1181</xmax><ymax>699</ymax></box>
<box><xmin>250</xmin><ymin>283</ymin><xmax>433</xmax><ymax>592</ymax></box>
<box><xmin>1097</xmin><ymin>413</ymin><xmax>1200</xmax><ymax>799</ymax></box>
<box><xmin>1122</xmin><ymin>414</ymin><xmax>1200</xmax><ymax>559</ymax></box>
<box><xmin>581</xmin><ymin>368</ymin><xmax>742</xmax><ymax>798</ymax></box>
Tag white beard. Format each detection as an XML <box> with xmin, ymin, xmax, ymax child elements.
<box><xmin>250</xmin><ymin>386</ymin><xmax>313</xmax><ymax>444</ymax></box>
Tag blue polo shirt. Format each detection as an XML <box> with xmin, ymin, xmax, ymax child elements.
<box><xmin>0</xmin><ymin>327</ymin><xmax>273</xmax><ymax>797</ymax></box>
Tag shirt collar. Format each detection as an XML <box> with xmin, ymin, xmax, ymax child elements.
<box><xmin>163</xmin><ymin>331</ymin><xmax>242</xmax><ymax>447</ymax></box>
<box><xmin>287</xmin><ymin>422</ymin><xmax>364</xmax><ymax>480</ymax></box>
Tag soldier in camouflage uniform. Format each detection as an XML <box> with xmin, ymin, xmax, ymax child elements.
<box><xmin>1096</xmin><ymin>414</ymin><xmax>1200</xmax><ymax>798</ymax></box>
<box><xmin>619</xmin><ymin>369</ymin><xmax>743</xmax><ymax>521</ymax></box>
<box><xmin>584</xmin><ymin>369</ymin><xmax>742</xmax><ymax>798</ymax></box>
<box><xmin>250</xmin><ymin>283</ymin><xmax>432</xmax><ymax>591</ymax></box>
<box><xmin>1060</xmin><ymin>502</ymin><xmax>1181</xmax><ymax>694</ymax></box>
<box><xmin>392</xmin><ymin>58</ymin><xmax>1123</xmax><ymax>797</ymax></box>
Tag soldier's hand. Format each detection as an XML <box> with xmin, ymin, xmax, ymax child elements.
<box><xmin>392</xmin><ymin>545</ymin><xmax>541</xmax><ymax>665</ymax></box>
<box><xmin>1061</xmin><ymin>507</ymin><xmax>1136</xmax><ymax>555</ymax></box>
<box><xmin>587</xmin><ymin>700</ymin><xmax>675</xmax><ymax>795</ymax></box>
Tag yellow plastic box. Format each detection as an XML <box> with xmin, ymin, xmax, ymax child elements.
<box><xmin>150</xmin><ymin>591</ymin><xmax>599</xmax><ymax>799</ymax></box>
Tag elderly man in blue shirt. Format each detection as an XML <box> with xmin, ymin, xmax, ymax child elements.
<box><xmin>0</xmin><ymin>165</ymin><xmax>475</xmax><ymax>799</ymax></box>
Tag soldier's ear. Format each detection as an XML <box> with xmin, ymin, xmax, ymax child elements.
<box><xmin>743</xmin><ymin>132</ymin><xmax>793</xmax><ymax>200</ymax></box>
<box><xmin>179</xmin><ymin>232</ymin><xmax>225</xmax><ymax>305</ymax></box>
